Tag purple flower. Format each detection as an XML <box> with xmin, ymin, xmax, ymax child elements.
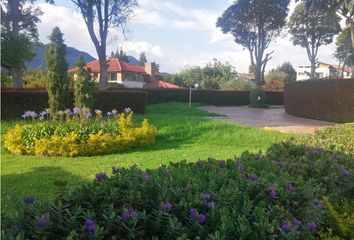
<box><xmin>195</xmin><ymin>160</ymin><xmax>204</xmax><ymax>167</ymax></box>
<box><xmin>313</xmin><ymin>199</ymin><xmax>323</xmax><ymax>207</ymax></box>
<box><xmin>141</xmin><ymin>171</ymin><xmax>150</xmax><ymax>181</ymax></box>
<box><xmin>249</xmin><ymin>174</ymin><xmax>257</xmax><ymax>181</ymax></box>
<box><xmin>236</xmin><ymin>160</ymin><xmax>243</xmax><ymax>170</ymax></box>
<box><xmin>281</xmin><ymin>223</ymin><xmax>291</xmax><ymax>233</ymax></box>
<box><xmin>267</xmin><ymin>187</ymin><xmax>277</xmax><ymax>198</ymax></box>
<box><xmin>35</xmin><ymin>215</ymin><xmax>48</xmax><ymax>229</ymax></box>
<box><xmin>40</xmin><ymin>111</ymin><xmax>47</xmax><ymax>116</ymax></box>
<box><xmin>160</xmin><ymin>202</ymin><xmax>173</xmax><ymax>212</ymax></box>
<box><xmin>286</xmin><ymin>182</ymin><xmax>295</xmax><ymax>191</ymax></box>
<box><xmin>21</xmin><ymin>110</ymin><xmax>38</xmax><ymax>118</ymax></box>
<box><xmin>218</xmin><ymin>160</ymin><xmax>225</xmax><ymax>166</ymax></box>
<box><xmin>201</xmin><ymin>193</ymin><xmax>211</xmax><ymax>201</ymax></box>
<box><xmin>197</xmin><ymin>214</ymin><xmax>206</xmax><ymax>223</ymax></box>
<box><xmin>204</xmin><ymin>201</ymin><xmax>215</xmax><ymax>209</ymax></box>
<box><xmin>189</xmin><ymin>208</ymin><xmax>198</xmax><ymax>218</ymax></box>
<box><xmin>38</xmin><ymin>115</ymin><xmax>45</xmax><ymax>121</ymax></box>
<box><xmin>254</xmin><ymin>155</ymin><xmax>260</xmax><ymax>160</ymax></box>
<box><xmin>294</xmin><ymin>219</ymin><xmax>302</xmax><ymax>225</ymax></box>
<box><xmin>112</xmin><ymin>166</ymin><xmax>121</xmax><ymax>174</ymax></box>
<box><xmin>338</xmin><ymin>165</ymin><xmax>350</xmax><ymax>177</ymax></box>
<box><xmin>84</xmin><ymin>112</ymin><xmax>92</xmax><ymax>118</ymax></box>
<box><xmin>95</xmin><ymin>173</ymin><xmax>107</xmax><ymax>181</ymax></box>
<box><xmin>124</xmin><ymin>107</ymin><xmax>132</xmax><ymax>113</ymax></box>
<box><xmin>84</xmin><ymin>219</ymin><xmax>96</xmax><ymax>235</ymax></box>
<box><xmin>73</xmin><ymin>107</ymin><xmax>81</xmax><ymax>114</ymax></box>
<box><xmin>24</xmin><ymin>195</ymin><xmax>35</xmax><ymax>205</ymax></box>
<box><xmin>307</xmin><ymin>222</ymin><xmax>317</xmax><ymax>232</ymax></box>
<box><xmin>107</xmin><ymin>112</ymin><xmax>113</xmax><ymax>116</ymax></box>
<box><xmin>121</xmin><ymin>208</ymin><xmax>137</xmax><ymax>222</ymax></box>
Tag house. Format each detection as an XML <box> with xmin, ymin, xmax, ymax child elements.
<box><xmin>143</xmin><ymin>80</ymin><xmax>185</xmax><ymax>89</ymax></box>
<box><xmin>296</xmin><ymin>62</ymin><xmax>352</xmax><ymax>81</ymax></box>
<box><xmin>68</xmin><ymin>58</ymin><xmax>159</xmax><ymax>88</ymax></box>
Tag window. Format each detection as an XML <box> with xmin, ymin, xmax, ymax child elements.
<box><xmin>110</xmin><ymin>73</ymin><xmax>117</xmax><ymax>81</ymax></box>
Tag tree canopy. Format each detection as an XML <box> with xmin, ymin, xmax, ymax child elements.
<box><xmin>217</xmin><ymin>0</ymin><xmax>290</xmax><ymax>85</ymax></box>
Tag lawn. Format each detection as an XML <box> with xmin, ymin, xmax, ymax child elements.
<box><xmin>1</xmin><ymin>102</ymin><xmax>296</xmax><ymax>213</ymax></box>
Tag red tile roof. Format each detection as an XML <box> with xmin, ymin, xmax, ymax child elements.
<box><xmin>143</xmin><ymin>80</ymin><xmax>185</xmax><ymax>89</ymax></box>
<box><xmin>68</xmin><ymin>58</ymin><xmax>146</xmax><ymax>74</ymax></box>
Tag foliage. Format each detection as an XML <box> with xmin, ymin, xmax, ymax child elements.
<box><xmin>276</xmin><ymin>62</ymin><xmax>297</xmax><ymax>83</ymax></box>
<box><xmin>110</xmin><ymin>48</ymin><xmax>129</xmax><ymax>62</ymax></box>
<box><xmin>73</xmin><ymin>55</ymin><xmax>95</xmax><ymax>109</ymax></box>
<box><xmin>139</xmin><ymin>52</ymin><xmax>147</xmax><ymax>65</ymax></box>
<box><xmin>249</xmin><ymin>87</ymin><xmax>268</xmax><ymax>108</ymax></box>
<box><xmin>163</xmin><ymin>74</ymin><xmax>185</xmax><ymax>87</ymax></box>
<box><xmin>152</xmin><ymin>61</ymin><xmax>160</xmax><ymax>72</ymax></box>
<box><xmin>221</xmin><ymin>78</ymin><xmax>255</xmax><ymax>91</ymax></box>
<box><xmin>295</xmin><ymin>123</ymin><xmax>354</xmax><ymax>156</ymax></box>
<box><xmin>45</xmin><ymin>27</ymin><xmax>69</xmax><ymax>112</ymax></box>
<box><xmin>288</xmin><ymin>2</ymin><xmax>341</xmax><ymax>79</ymax></box>
<box><xmin>217</xmin><ymin>0</ymin><xmax>290</xmax><ymax>85</ymax></box>
<box><xmin>319</xmin><ymin>197</ymin><xmax>354</xmax><ymax>239</ymax></box>
<box><xmin>0</xmin><ymin>0</ymin><xmax>43</xmax><ymax>88</ymax></box>
<box><xmin>264</xmin><ymin>71</ymin><xmax>287</xmax><ymax>91</ymax></box>
<box><xmin>2</xmin><ymin>138</ymin><xmax>353</xmax><ymax>238</ymax></box>
<box><xmin>4</xmin><ymin>109</ymin><xmax>156</xmax><ymax>157</ymax></box>
<box><xmin>178</xmin><ymin>66</ymin><xmax>203</xmax><ymax>87</ymax></box>
<box><xmin>334</xmin><ymin>27</ymin><xmax>353</xmax><ymax>77</ymax></box>
<box><xmin>22</xmin><ymin>69</ymin><xmax>47</xmax><ymax>88</ymax></box>
<box><xmin>70</xmin><ymin>0</ymin><xmax>137</xmax><ymax>90</ymax></box>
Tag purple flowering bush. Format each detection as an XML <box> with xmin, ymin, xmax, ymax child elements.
<box><xmin>2</xmin><ymin>141</ymin><xmax>353</xmax><ymax>239</ymax></box>
<box><xmin>4</xmin><ymin>108</ymin><xmax>156</xmax><ymax>156</ymax></box>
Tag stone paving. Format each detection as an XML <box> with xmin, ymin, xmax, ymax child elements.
<box><xmin>200</xmin><ymin>106</ymin><xmax>334</xmax><ymax>133</ymax></box>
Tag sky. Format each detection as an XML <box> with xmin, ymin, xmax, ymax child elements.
<box><xmin>35</xmin><ymin>0</ymin><xmax>340</xmax><ymax>73</ymax></box>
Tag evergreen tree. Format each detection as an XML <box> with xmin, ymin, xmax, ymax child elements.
<box><xmin>74</xmin><ymin>55</ymin><xmax>95</xmax><ymax>109</ymax></box>
<box><xmin>139</xmin><ymin>52</ymin><xmax>147</xmax><ymax>65</ymax></box>
<box><xmin>45</xmin><ymin>27</ymin><xmax>69</xmax><ymax>112</ymax></box>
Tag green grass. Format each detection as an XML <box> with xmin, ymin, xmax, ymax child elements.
<box><xmin>1</xmin><ymin>102</ymin><xmax>296</xmax><ymax>213</ymax></box>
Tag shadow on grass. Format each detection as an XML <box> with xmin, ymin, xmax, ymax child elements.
<box><xmin>1</xmin><ymin>166</ymin><xmax>87</xmax><ymax>214</ymax></box>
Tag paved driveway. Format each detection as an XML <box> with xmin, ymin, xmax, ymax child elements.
<box><xmin>200</xmin><ymin>106</ymin><xmax>334</xmax><ymax>133</ymax></box>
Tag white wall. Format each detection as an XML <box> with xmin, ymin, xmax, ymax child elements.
<box><xmin>108</xmin><ymin>80</ymin><xmax>144</xmax><ymax>88</ymax></box>
<box><xmin>296</xmin><ymin>66</ymin><xmax>330</xmax><ymax>81</ymax></box>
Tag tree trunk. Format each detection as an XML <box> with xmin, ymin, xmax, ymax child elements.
<box><xmin>12</xmin><ymin>69</ymin><xmax>23</xmax><ymax>88</ymax></box>
<box><xmin>310</xmin><ymin>58</ymin><xmax>316</xmax><ymax>79</ymax></box>
<box><xmin>98</xmin><ymin>52</ymin><xmax>108</xmax><ymax>91</ymax></box>
<box><xmin>254</xmin><ymin>64</ymin><xmax>263</xmax><ymax>86</ymax></box>
<box><xmin>350</xmin><ymin>21</ymin><xmax>354</xmax><ymax>78</ymax></box>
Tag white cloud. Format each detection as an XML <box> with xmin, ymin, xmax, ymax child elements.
<box><xmin>133</xmin><ymin>8</ymin><xmax>166</xmax><ymax>27</ymax></box>
<box><xmin>121</xmin><ymin>41</ymin><xmax>164</xmax><ymax>58</ymax></box>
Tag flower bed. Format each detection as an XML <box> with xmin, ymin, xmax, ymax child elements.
<box><xmin>2</xmin><ymin>140</ymin><xmax>353</xmax><ymax>239</ymax></box>
<box><xmin>4</xmin><ymin>108</ymin><xmax>156</xmax><ymax>157</ymax></box>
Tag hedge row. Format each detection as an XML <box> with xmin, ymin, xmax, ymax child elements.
<box><xmin>284</xmin><ymin>79</ymin><xmax>354</xmax><ymax>123</ymax></box>
<box><xmin>1</xmin><ymin>89</ymin><xmax>147</xmax><ymax>120</ymax></box>
<box><xmin>109</xmin><ymin>89</ymin><xmax>283</xmax><ymax>106</ymax></box>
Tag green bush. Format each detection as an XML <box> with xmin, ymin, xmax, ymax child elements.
<box><xmin>296</xmin><ymin>123</ymin><xmax>354</xmax><ymax>156</ymax></box>
<box><xmin>2</xmin><ymin>140</ymin><xmax>353</xmax><ymax>239</ymax></box>
<box><xmin>4</xmin><ymin>109</ymin><xmax>156</xmax><ymax>157</ymax></box>
<box><xmin>249</xmin><ymin>87</ymin><xmax>269</xmax><ymax>108</ymax></box>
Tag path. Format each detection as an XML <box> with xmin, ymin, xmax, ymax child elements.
<box><xmin>200</xmin><ymin>106</ymin><xmax>334</xmax><ymax>133</ymax></box>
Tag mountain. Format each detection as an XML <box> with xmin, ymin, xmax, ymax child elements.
<box><xmin>26</xmin><ymin>43</ymin><xmax>142</xmax><ymax>69</ymax></box>
<box><xmin>25</xmin><ymin>43</ymin><xmax>96</xmax><ymax>69</ymax></box>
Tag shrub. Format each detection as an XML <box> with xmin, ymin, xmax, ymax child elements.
<box><xmin>73</xmin><ymin>56</ymin><xmax>95</xmax><ymax>109</ymax></box>
<box><xmin>2</xmin><ymin>140</ymin><xmax>353</xmax><ymax>239</ymax></box>
<box><xmin>249</xmin><ymin>87</ymin><xmax>268</xmax><ymax>108</ymax></box>
<box><xmin>295</xmin><ymin>123</ymin><xmax>354</xmax><ymax>156</ymax></box>
<box><xmin>4</xmin><ymin>109</ymin><xmax>156</xmax><ymax>157</ymax></box>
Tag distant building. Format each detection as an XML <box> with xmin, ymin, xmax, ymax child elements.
<box><xmin>68</xmin><ymin>58</ymin><xmax>159</xmax><ymax>88</ymax></box>
<box><xmin>296</xmin><ymin>62</ymin><xmax>352</xmax><ymax>81</ymax></box>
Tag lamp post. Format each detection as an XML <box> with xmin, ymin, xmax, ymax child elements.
<box><xmin>189</xmin><ymin>83</ymin><xmax>200</xmax><ymax>108</ymax></box>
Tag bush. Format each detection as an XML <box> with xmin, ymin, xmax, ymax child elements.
<box><xmin>2</xmin><ymin>140</ymin><xmax>353</xmax><ymax>239</ymax></box>
<box><xmin>295</xmin><ymin>123</ymin><xmax>354</xmax><ymax>156</ymax></box>
<box><xmin>4</xmin><ymin>109</ymin><xmax>156</xmax><ymax>157</ymax></box>
<box><xmin>249</xmin><ymin>87</ymin><xmax>268</xmax><ymax>108</ymax></box>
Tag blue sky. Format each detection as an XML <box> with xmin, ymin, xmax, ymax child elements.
<box><xmin>36</xmin><ymin>0</ymin><xmax>338</xmax><ymax>73</ymax></box>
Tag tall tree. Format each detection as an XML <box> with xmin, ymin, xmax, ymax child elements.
<box><xmin>71</xmin><ymin>0</ymin><xmax>137</xmax><ymax>90</ymax></box>
<box><xmin>152</xmin><ymin>61</ymin><xmax>160</xmax><ymax>72</ymax></box>
<box><xmin>74</xmin><ymin>55</ymin><xmax>95</xmax><ymax>108</ymax></box>
<box><xmin>1</xmin><ymin>0</ymin><xmax>42</xmax><ymax>88</ymax></box>
<box><xmin>334</xmin><ymin>27</ymin><xmax>353</xmax><ymax>77</ymax></box>
<box><xmin>111</xmin><ymin>48</ymin><xmax>129</xmax><ymax>62</ymax></box>
<box><xmin>217</xmin><ymin>0</ymin><xmax>290</xmax><ymax>85</ymax></box>
<box><xmin>45</xmin><ymin>27</ymin><xmax>69</xmax><ymax>112</ymax></box>
<box><xmin>299</xmin><ymin>0</ymin><xmax>354</xmax><ymax>75</ymax></box>
<box><xmin>289</xmin><ymin>3</ymin><xmax>341</xmax><ymax>79</ymax></box>
<box><xmin>139</xmin><ymin>52</ymin><xmax>147</xmax><ymax>65</ymax></box>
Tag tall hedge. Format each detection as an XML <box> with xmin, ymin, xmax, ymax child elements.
<box><xmin>45</xmin><ymin>27</ymin><xmax>69</xmax><ymax>112</ymax></box>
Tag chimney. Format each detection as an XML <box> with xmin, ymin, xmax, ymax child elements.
<box><xmin>144</xmin><ymin>62</ymin><xmax>156</xmax><ymax>82</ymax></box>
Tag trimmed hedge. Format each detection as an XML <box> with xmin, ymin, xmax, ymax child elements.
<box><xmin>284</xmin><ymin>79</ymin><xmax>354</xmax><ymax>123</ymax></box>
<box><xmin>1</xmin><ymin>89</ymin><xmax>147</xmax><ymax>120</ymax></box>
<box><xmin>144</xmin><ymin>89</ymin><xmax>283</xmax><ymax>106</ymax></box>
